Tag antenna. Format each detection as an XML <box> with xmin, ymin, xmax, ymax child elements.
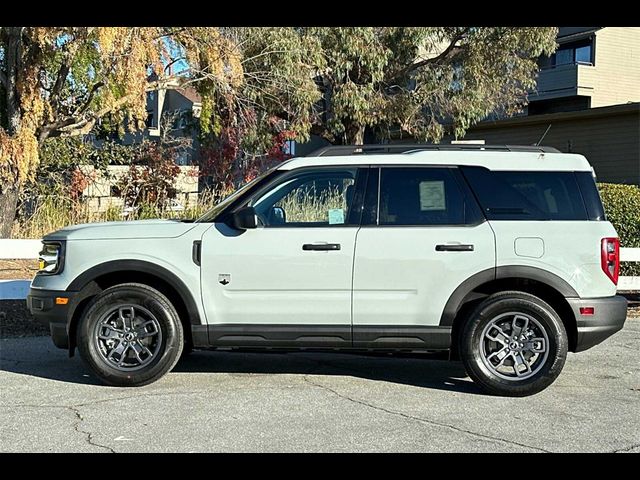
<box><xmin>535</xmin><ymin>124</ymin><xmax>552</xmax><ymax>146</ymax></box>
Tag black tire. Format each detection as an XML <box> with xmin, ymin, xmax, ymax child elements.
<box><xmin>460</xmin><ymin>291</ymin><xmax>568</xmax><ymax>397</ymax></box>
<box><xmin>77</xmin><ymin>283</ymin><xmax>184</xmax><ymax>387</ymax></box>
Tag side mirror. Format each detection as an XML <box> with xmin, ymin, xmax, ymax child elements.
<box><xmin>229</xmin><ymin>206</ymin><xmax>258</xmax><ymax>230</ymax></box>
<box><xmin>268</xmin><ymin>206</ymin><xmax>286</xmax><ymax>225</ymax></box>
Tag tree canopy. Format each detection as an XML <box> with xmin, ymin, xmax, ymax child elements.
<box><xmin>1</xmin><ymin>26</ymin><xmax>558</xmax><ymax>236</ymax></box>
<box><xmin>302</xmin><ymin>27</ymin><xmax>558</xmax><ymax>144</ymax></box>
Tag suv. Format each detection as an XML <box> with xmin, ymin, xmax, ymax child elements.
<box><xmin>27</xmin><ymin>144</ymin><xmax>628</xmax><ymax>396</ymax></box>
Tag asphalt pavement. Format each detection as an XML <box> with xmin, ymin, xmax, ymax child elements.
<box><xmin>1</xmin><ymin>320</ymin><xmax>639</xmax><ymax>453</ymax></box>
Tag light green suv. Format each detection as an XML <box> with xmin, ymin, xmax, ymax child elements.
<box><xmin>27</xmin><ymin>144</ymin><xmax>628</xmax><ymax>396</ymax></box>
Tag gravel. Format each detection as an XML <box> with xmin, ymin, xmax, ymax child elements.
<box><xmin>0</xmin><ymin>300</ymin><xmax>49</xmax><ymax>338</ymax></box>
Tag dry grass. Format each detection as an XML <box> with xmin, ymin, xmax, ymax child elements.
<box><xmin>276</xmin><ymin>183</ymin><xmax>350</xmax><ymax>223</ymax></box>
<box><xmin>11</xmin><ymin>190</ymin><xmax>221</xmax><ymax>239</ymax></box>
<box><xmin>0</xmin><ymin>259</ymin><xmax>39</xmax><ymax>280</ymax></box>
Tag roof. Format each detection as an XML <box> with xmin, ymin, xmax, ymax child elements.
<box><xmin>278</xmin><ymin>151</ymin><xmax>593</xmax><ymax>172</ymax></box>
<box><xmin>557</xmin><ymin>27</ymin><xmax>602</xmax><ymax>43</ymax></box>
<box><xmin>473</xmin><ymin>102</ymin><xmax>640</xmax><ymax>130</ymax></box>
<box><xmin>173</xmin><ymin>87</ymin><xmax>202</xmax><ymax>104</ymax></box>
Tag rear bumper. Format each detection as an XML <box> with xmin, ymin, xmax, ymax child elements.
<box><xmin>27</xmin><ymin>288</ymin><xmax>77</xmax><ymax>349</ymax></box>
<box><xmin>567</xmin><ymin>295</ymin><xmax>628</xmax><ymax>352</ymax></box>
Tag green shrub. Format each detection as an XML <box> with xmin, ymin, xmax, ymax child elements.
<box><xmin>598</xmin><ymin>183</ymin><xmax>640</xmax><ymax>277</ymax></box>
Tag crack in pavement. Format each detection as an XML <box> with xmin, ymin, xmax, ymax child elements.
<box><xmin>303</xmin><ymin>375</ymin><xmax>551</xmax><ymax>453</ymax></box>
<box><xmin>67</xmin><ymin>405</ymin><xmax>116</xmax><ymax>453</ymax></box>
<box><xmin>3</xmin><ymin>404</ymin><xmax>115</xmax><ymax>453</ymax></box>
<box><xmin>7</xmin><ymin>391</ymin><xmax>206</xmax><ymax>453</ymax></box>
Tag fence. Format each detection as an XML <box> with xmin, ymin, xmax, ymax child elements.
<box><xmin>1</xmin><ymin>239</ymin><xmax>639</xmax><ymax>300</ymax></box>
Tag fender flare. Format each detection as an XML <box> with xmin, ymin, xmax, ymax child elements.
<box><xmin>439</xmin><ymin>265</ymin><xmax>579</xmax><ymax>326</ymax></box>
<box><xmin>67</xmin><ymin>259</ymin><xmax>202</xmax><ymax>325</ymax></box>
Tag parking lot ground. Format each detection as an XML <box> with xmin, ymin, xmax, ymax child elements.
<box><xmin>1</xmin><ymin>319</ymin><xmax>639</xmax><ymax>453</ymax></box>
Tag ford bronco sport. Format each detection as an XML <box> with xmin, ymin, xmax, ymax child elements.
<box><xmin>27</xmin><ymin>144</ymin><xmax>628</xmax><ymax>396</ymax></box>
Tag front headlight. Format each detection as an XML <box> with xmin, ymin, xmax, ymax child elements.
<box><xmin>38</xmin><ymin>241</ymin><xmax>65</xmax><ymax>275</ymax></box>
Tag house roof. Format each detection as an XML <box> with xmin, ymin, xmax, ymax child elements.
<box><xmin>557</xmin><ymin>27</ymin><xmax>602</xmax><ymax>44</ymax></box>
<box><xmin>472</xmin><ymin>102</ymin><xmax>639</xmax><ymax>130</ymax></box>
<box><xmin>174</xmin><ymin>87</ymin><xmax>202</xmax><ymax>105</ymax></box>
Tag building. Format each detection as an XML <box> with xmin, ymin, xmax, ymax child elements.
<box><xmin>529</xmin><ymin>27</ymin><xmax>640</xmax><ymax>114</ymax></box>
<box><xmin>82</xmin><ymin>81</ymin><xmax>203</xmax><ymax>213</ymax></box>
<box><xmin>459</xmin><ymin>27</ymin><xmax>640</xmax><ymax>185</ymax></box>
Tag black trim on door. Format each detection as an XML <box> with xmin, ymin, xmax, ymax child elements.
<box><xmin>201</xmin><ymin>324</ymin><xmax>452</xmax><ymax>350</ymax></box>
<box><xmin>352</xmin><ymin>326</ymin><xmax>451</xmax><ymax>349</ymax></box>
<box><xmin>207</xmin><ymin>324</ymin><xmax>352</xmax><ymax>348</ymax></box>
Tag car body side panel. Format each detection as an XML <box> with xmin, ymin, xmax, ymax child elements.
<box><xmin>489</xmin><ymin>220</ymin><xmax>619</xmax><ymax>298</ymax></box>
<box><xmin>352</xmin><ymin>222</ymin><xmax>496</xmax><ymax>327</ymax></box>
<box><xmin>30</xmin><ymin>223</ymin><xmax>212</xmax><ymax>325</ymax></box>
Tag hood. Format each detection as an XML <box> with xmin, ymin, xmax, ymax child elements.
<box><xmin>44</xmin><ymin>219</ymin><xmax>199</xmax><ymax>241</ymax></box>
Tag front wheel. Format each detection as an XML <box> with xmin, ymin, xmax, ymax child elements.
<box><xmin>460</xmin><ymin>291</ymin><xmax>568</xmax><ymax>397</ymax></box>
<box><xmin>77</xmin><ymin>283</ymin><xmax>184</xmax><ymax>387</ymax></box>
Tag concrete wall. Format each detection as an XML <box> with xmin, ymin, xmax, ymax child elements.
<box><xmin>80</xmin><ymin>165</ymin><xmax>199</xmax><ymax>213</ymax></box>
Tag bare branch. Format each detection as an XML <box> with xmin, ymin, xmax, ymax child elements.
<box><xmin>0</xmin><ymin>69</ymin><xmax>7</xmax><ymax>89</ymax></box>
<box><xmin>75</xmin><ymin>81</ymin><xmax>105</xmax><ymax>115</ymax></box>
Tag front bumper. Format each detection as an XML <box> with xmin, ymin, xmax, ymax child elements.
<box><xmin>567</xmin><ymin>295</ymin><xmax>628</xmax><ymax>352</ymax></box>
<box><xmin>27</xmin><ymin>288</ymin><xmax>78</xmax><ymax>349</ymax></box>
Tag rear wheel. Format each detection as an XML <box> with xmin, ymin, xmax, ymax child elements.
<box><xmin>77</xmin><ymin>283</ymin><xmax>183</xmax><ymax>387</ymax></box>
<box><xmin>460</xmin><ymin>291</ymin><xmax>568</xmax><ymax>397</ymax></box>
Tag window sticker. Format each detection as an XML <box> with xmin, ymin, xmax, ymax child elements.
<box><xmin>419</xmin><ymin>180</ymin><xmax>446</xmax><ymax>211</ymax></box>
<box><xmin>328</xmin><ymin>208</ymin><xmax>345</xmax><ymax>224</ymax></box>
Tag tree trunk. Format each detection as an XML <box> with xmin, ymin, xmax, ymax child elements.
<box><xmin>5</xmin><ymin>27</ymin><xmax>23</xmax><ymax>135</ymax></box>
<box><xmin>1</xmin><ymin>29</ymin><xmax>24</xmax><ymax>238</ymax></box>
<box><xmin>0</xmin><ymin>185</ymin><xmax>19</xmax><ymax>238</ymax></box>
<box><xmin>346</xmin><ymin>124</ymin><xmax>365</xmax><ymax>145</ymax></box>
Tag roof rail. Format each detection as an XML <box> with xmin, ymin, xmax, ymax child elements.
<box><xmin>305</xmin><ymin>144</ymin><xmax>560</xmax><ymax>156</ymax></box>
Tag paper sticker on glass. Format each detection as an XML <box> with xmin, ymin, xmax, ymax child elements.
<box><xmin>419</xmin><ymin>180</ymin><xmax>446</xmax><ymax>211</ymax></box>
<box><xmin>328</xmin><ymin>208</ymin><xmax>345</xmax><ymax>224</ymax></box>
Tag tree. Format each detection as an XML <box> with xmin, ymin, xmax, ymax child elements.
<box><xmin>0</xmin><ymin>27</ymin><xmax>241</xmax><ymax>237</ymax></box>
<box><xmin>302</xmin><ymin>27</ymin><xmax>558</xmax><ymax>144</ymax></box>
<box><xmin>195</xmin><ymin>27</ymin><xmax>323</xmax><ymax>191</ymax></box>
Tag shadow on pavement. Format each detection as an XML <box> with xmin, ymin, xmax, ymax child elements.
<box><xmin>0</xmin><ymin>336</ymin><xmax>481</xmax><ymax>394</ymax></box>
<box><xmin>173</xmin><ymin>348</ymin><xmax>481</xmax><ymax>394</ymax></box>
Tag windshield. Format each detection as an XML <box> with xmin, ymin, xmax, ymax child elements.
<box><xmin>195</xmin><ymin>166</ymin><xmax>279</xmax><ymax>223</ymax></box>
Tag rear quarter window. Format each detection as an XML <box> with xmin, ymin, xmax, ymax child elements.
<box><xmin>461</xmin><ymin>167</ymin><xmax>589</xmax><ymax>221</ymax></box>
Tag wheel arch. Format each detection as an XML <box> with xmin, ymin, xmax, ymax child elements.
<box><xmin>66</xmin><ymin>260</ymin><xmax>202</xmax><ymax>355</ymax></box>
<box><xmin>442</xmin><ymin>266</ymin><xmax>579</xmax><ymax>357</ymax></box>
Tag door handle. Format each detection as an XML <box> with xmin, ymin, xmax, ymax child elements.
<box><xmin>435</xmin><ymin>244</ymin><xmax>474</xmax><ymax>252</ymax></box>
<box><xmin>302</xmin><ymin>243</ymin><xmax>341</xmax><ymax>251</ymax></box>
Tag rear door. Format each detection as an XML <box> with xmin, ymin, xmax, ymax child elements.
<box><xmin>351</xmin><ymin>166</ymin><xmax>496</xmax><ymax>348</ymax></box>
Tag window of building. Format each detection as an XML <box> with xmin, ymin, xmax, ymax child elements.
<box><xmin>575</xmin><ymin>45</ymin><xmax>593</xmax><ymax>64</ymax></box>
<box><xmin>538</xmin><ymin>39</ymin><xmax>594</xmax><ymax>69</ymax></box>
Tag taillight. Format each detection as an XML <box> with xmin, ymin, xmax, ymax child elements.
<box><xmin>601</xmin><ymin>237</ymin><xmax>620</xmax><ymax>285</ymax></box>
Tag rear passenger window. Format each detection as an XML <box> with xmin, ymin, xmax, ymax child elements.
<box><xmin>379</xmin><ymin>168</ymin><xmax>476</xmax><ymax>226</ymax></box>
<box><xmin>461</xmin><ymin>167</ymin><xmax>588</xmax><ymax>220</ymax></box>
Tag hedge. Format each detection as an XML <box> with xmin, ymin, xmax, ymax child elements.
<box><xmin>598</xmin><ymin>183</ymin><xmax>640</xmax><ymax>277</ymax></box>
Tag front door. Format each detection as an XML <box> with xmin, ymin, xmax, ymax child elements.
<box><xmin>200</xmin><ymin>166</ymin><xmax>367</xmax><ymax>347</ymax></box>
<box><xmin>352</xmin><ymin>166</ymin><xmax>496</xmax><ymax>348</ymax></box>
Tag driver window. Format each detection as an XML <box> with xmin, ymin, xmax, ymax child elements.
<box><xmin>252</xmin><ymin>169</ymin><xmax>358</xmax><ymax>227</ymax></box>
